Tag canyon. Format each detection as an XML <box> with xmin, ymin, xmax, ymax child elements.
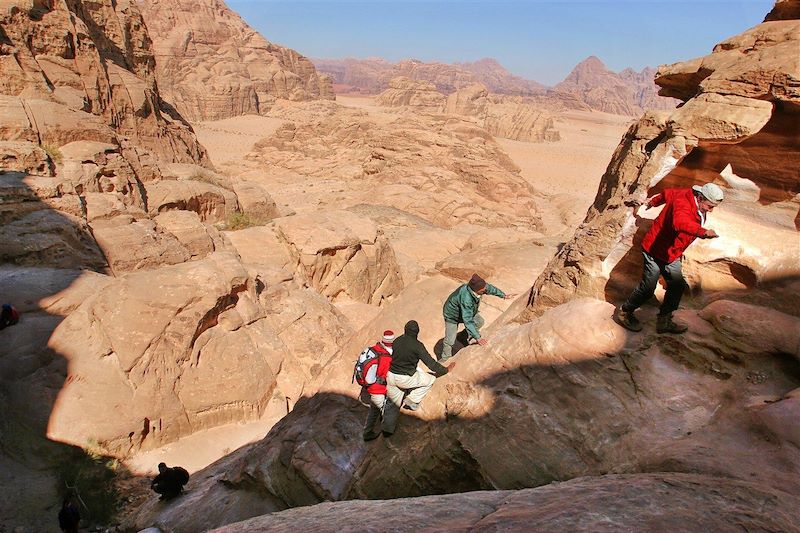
<box><xmin>0</xmin><ymin>0</ymin><xmax>798</xmax><ymax>532</ymax></box>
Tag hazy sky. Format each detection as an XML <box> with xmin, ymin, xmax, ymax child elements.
<box><xmin>227</xmin><ymin>0</ymin><xmax>774</xmax><ymax>85</ymax></box>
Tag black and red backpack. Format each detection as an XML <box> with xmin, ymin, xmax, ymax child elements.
<box><xmin>352</xmin><ymin>346</ymin><xmax>385</xmax><ymax>387</ymax></box>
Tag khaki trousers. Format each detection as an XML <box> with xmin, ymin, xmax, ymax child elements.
<box><xmin>386</xmin><ymin>369</ymin><xmax>436</xmax><ymax>407</ymax></box>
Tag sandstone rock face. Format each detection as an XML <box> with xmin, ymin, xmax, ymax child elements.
<box><xmin>313</xmin><ymin>57</ymin><xmax>546</xmax><ymax>96</ymax></box>
<box><xmin>0</xmin><ymin>6</ymin><xmax>325</xmax><ymax>529</ymax></box>
<box><xmin>129</xmin><ymin>297</ymin><xmax>800</xmax><ymax>531</ymax></box>
<box><xmin>444</xmin><ymin>83</ymin><xmax>561</xmax><ymax>142</ymax></box>
<box><xmin>46</xmin><ymin>251</ymin><xmax>353</xmax><ymax>456</ymax></box>
<box><xmin>0</xmin><ymin>0</ymin><xmax>208</xmax><ymax>165</ymax></box>
<box><xmin>138</xmin><ymin>0</ymin><xmax>334</xmax><ymax>122</ymax></box>
<box><xmin>375</xmin><ymin>76</ymin><xmax>446</xmax><ymax>111</ymax></box>
<box><xmin>274</xmin><ymin>210</ymin><xmax>403</xmax><ymax>305</ymax></box>
<box><xmin>551</xmin><ymin>56</ymin><xmax>679</xmax><ymax>116</ymax></box>
<box><xmin>210</xmin><ymin>474</ymin><xmax>800</xmax><ymax>533</ymax></box>
<box><xmin>0</xmin><ymin>171</ymin><xmax>108</xmax><ymax>270</ymax></box>
<box><xmin>518</xmin><ymin>11</ymin><xmax>800</xmax><ymax>322</ymax></box>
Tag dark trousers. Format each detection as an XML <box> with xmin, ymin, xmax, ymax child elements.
<box><xmin>622</xmin><ymin>251</ymin><xmax>685</xmax><ymax>316</ymax></box>
<box><xmin>381</xmin><ymin>400</ymin><xmax>400</xmax><ymax>435</ymax></box>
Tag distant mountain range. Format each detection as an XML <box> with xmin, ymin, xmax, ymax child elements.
<box><xmin>313</xmin><ymin>56</ymin><xmax>678</xmax><ymax>116</ymax></box>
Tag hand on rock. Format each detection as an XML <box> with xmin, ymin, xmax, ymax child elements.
<box><xmin>477</xmin><ymin>338</ymin><xmax>489</xmax><ymax>346</ymax></box>
<box><xmin>447</xmin><ymin>362</ymin><xmax>456</xmax><ymax>372</ymax></box>
<box><xmin>704</xmin><ymin>229</ymin><xmax>719</xmax><ymax>239</ymax></box>
<box><xmin>504</xmin><ymin>293</ymin><xmax>517</xmax><ymax>300</ymax></box>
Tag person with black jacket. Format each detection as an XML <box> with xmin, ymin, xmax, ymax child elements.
<box><xmin>382</xmin><ymin>320</ymin><xmax>454</xmax><ymax>436</ymax></box>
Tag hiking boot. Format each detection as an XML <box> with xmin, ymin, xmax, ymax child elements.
<box><xmin>614</xmin><ymin>306</ymin><xmax>643</xmax><ymax>332</ymax></box>
<box><xmin>402</xmin><ymin>400</ymin><xmax>420</xmax><ymax>411</ymax></box>
<box><xmin>656</xmin><ymin>313</ymin><xmax>688</xmax><ymax>334</ymax></box>
<box><xmin>381</xmin><ymin>430</ymin><xmax>394</xmax><ymax>438</ymax></box>
<box><xmin>363</xmin><ymin>430</ymin><xmax>380</xmax><ymax>442</ymax></box>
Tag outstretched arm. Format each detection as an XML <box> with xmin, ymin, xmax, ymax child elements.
<box><xmin>418</xmin><ymin>345</ymin><xmax>448</xmax><ymax>376</ymax></box>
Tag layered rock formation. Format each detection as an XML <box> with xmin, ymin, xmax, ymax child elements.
<box><xmin>518</xmin><ymin>8</ymin><xmax>800</xmax><ymax>321</ymax></box>
<box><xmin>243</xmin><ymin>100</ymin><xmax>542</xmax><ymax>230</ymax></box>
<box><xmin>0</xmin><ymin>0</ymin><xmax>208</xmax><ymax>166</ymax></box>
<box><xmin>0</xmin><ymin>3</ymin><xmax>349</xmax><ymax>528</ymax></box>
<box><xmin>456</xmin><ymin>57</ymin><xmax>549</xmax><ymax>96</ymax></box>
<box><xmin>313</xmin><ymin>56</ymin><xmax>546</xmax><ymax>95</ymax></box>
<box><xmin>374</xmin><ymin>78</ymin><xmax>559</xmax><ymax>142</ymax></box>
<box><xmin>316</xmin><ymin>55</ymin><xmax>676</xmax><ymax>116</ymax></box>
<box><xmin>550</xmin><ymin>56</ymin><xmax>679</xmax><ymax>116</ymax></box>
<box><xmin>375</xmin><ymin>76</ymin><xmax>445</xmax><ymax>111</ymax></box>
<box><xmin>138</xmin><ymin>0</ymin><xmax>334</xmax><ymax>122</ymax></box>
<box><xmin>444</xmin><ymin>83</ymin><xmax>561</xmax><ymax>142</ymax></box>
<box><xmin>274</xmin><ymin>210</ymin><xmax>403</xmax><ymax>304</ymax></box>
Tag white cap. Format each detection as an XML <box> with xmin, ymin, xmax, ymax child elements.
<box><xmin>692</xmin><ymin>183</ymin><xmax>724</xmax><ymax>204</ymax></box>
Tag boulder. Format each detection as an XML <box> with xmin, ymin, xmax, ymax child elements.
<box><xmin>0</xmin><ymin>141</ymin><xmax>53</xmax><ymax>175</ymax></box>
<box><xmin>45</xmin><ymin>252</ymin><xmax>352</xmax><ymax>456</ymax></box>
<box><xmin>375</xmin><ymin>76</ymin><xmax>446</xmax><ymax>111</ymax></box>
<box><xmin>274</xmin><ymin>210</ymin><xmax>403</xmax><ymax>304</ymax></box>
<box><xmin>144</xmin><ymin>179</ymin><xmax>237</xmax><ymax>222</ymax></box>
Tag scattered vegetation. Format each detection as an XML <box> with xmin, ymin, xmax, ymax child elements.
<box><xmin>56</xmin><ymin>442</ymin><xmax>123</xmax><ymax>525</ymax></box>
<box><xmin>41</xmin><ymin>143</ymin><xmax>63</xmax><ymax>165</ymax></box>
<box><xmin>222</xmin><ymin>211</ymin><xmax>270</xmax><ymax>230</ymax></box>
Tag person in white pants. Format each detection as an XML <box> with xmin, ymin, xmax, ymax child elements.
<box><xmin>383</xmin><ymin>320</ymin><xmax>454</xmax><ymax>436</ymax></box>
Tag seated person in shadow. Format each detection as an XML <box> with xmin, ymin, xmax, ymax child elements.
<box><xmin>151</xmin><ymin>462</ymin><xmax>189</xmax><ymax>500</ymax></box>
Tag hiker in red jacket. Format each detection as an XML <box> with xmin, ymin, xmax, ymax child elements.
<box><xmin>362</xmin><ymin>330</ymin><xmax>395</xmax><ymax>441</ymax></box>
<box><xmin>616</xmin><ymin>183</ymin><xmax>723</xmax><ymax>334</ymax></box>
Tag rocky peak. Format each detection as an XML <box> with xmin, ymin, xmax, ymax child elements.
<box><xmin>565</xmin><ymin>55</ymin><xmax>609</xmax><ymax>79</ymax></box>
<box><xmin>552</xmin><ymin>55</ymin><xmax>678</xmax><ymax>115</ymax></box>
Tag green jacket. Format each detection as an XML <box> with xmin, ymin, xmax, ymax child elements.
<box><xmin>442</xmin><ymin>283</ymin><xmax>505</xmax><ymax>340</ymax></box>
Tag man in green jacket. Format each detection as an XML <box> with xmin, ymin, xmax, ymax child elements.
<box><xmin>440</xmin><ymin>273</ymin><xmax>515</xmax><ymax>362</ymax></box>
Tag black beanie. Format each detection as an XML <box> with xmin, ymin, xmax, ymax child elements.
<box><xmin>405</xmin><ymin>320</ymin><xmax>420</xmax><ymax>336</ymax></box>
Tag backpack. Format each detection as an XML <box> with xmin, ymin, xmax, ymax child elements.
<box><xmin>174</xmin><ymin>466</ymin><xmax>189</xmax><ymax>486</ymax></box>
<box><xmin>352</xmin><ymin>346</ymin><xmax>384</xmax><ymax>387</ymax></box>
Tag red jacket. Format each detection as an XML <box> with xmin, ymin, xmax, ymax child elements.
<box><xmin>641</xmin><ymin>188</ymin><xmax>709</xmax><ymax>263</ymax></box>
<box><xmin>366</xmin><ymin>342</ymin><xmax>392</xmax><ymax>395</ymax></box>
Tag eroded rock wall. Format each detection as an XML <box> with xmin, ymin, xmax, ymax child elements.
<box><xmin>517</xmin><ymin>10</ymin><xmax>800</xmax><ymax>322</ymax></box>
<box><xmin>138</xmin><ymin>0</ymin><xmax>334</xmax><ymax>122</ymax></box>
<box><xmin>0</xmin><ymin>0</ymin><xmax>208</xmax><ymax>165</ymax></box>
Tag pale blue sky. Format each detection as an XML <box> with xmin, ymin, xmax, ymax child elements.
<box><xmin>227</xmin><ymin>0</ymin><xmax>774</xmax><ymax>85</ymax></box>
